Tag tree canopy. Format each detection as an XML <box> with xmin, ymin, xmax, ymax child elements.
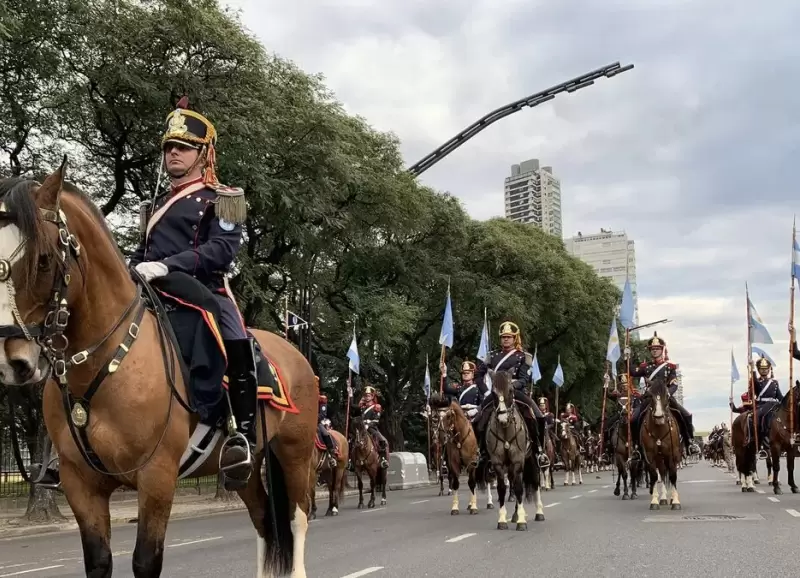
<box><xmin>0</xmin><ymin>0</ymin><xmax>648</xmax><ymax>470</ymax></box>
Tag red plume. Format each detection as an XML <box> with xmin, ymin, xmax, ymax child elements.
<box><xmin>176</xmin><ymin>95</ymin><xmax>189</xmax><ymax>109</ymax></box>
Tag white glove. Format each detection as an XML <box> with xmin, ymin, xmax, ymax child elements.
<box><xmin>135</xmin><ymin>261</ymin><xmax>169</xmax><ymax>282</ymax></box>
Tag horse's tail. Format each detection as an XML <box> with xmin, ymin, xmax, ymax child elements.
<box><xmin>523</xmin><ymin>453</ymin><xmax>539</xmax><ymax>502</ymax></box>
<box><xmin>260</xmin><ymin>407</ymin><xmax>293</xmax><ymax>576</ymax></box>
<box><xmin>476</xmin><ymin>459</ymin><xmax>488</xmax><ymax>491</ymax></box>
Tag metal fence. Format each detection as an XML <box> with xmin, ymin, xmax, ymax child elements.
<box><xmin>1</xmin><ymin>428</ymin><xmax>217</xmax><ymax>499</ymax></box>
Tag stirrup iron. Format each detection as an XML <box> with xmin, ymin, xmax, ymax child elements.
<box><xmin>219</xmin><ymin>432</ymin><xmax>253</xmax><ymax>474</ymax></box>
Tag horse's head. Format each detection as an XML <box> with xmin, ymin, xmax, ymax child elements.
<box><xmin>559</xmin><ymin>419</ymin><xmax>570</xmax><ymax>440</ymax></box>
<box><xmin>646</xmin><ymin>373</ymin><xmax>670</xmax><ymax>424</ymax></box>
<box><xmin>0</xmin><ymin>162</ymin><xmax>132</xmax><ymax>387</ymax></box>
<box><xmin>488</xmin><ymin>369</ymin><xmax>514</xmax><ymax>425</ymax></box>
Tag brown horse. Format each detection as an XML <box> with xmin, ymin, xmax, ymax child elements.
<box><xmin>732</xmin><ymin>410</ymin><xmax>758</xmax><ymax>491</ymax></box>
<box><xmin>349</xmin><ymin>416</ymin><xmax>387</xmax><ymax>509</ymax></box>
<box><xmin>558</xmin><ymin>420</ymin><xmax>583</xmax><ymax>486</ymax></box>
<box><xmin>765</xmin><ymin>383</ymin><xmax>800</xmax><ymax>495</ymax></box>
<box><xmin>541</xmin><ymin>425</ymin><xmax>556</xmax><ymax>490</ymax></box>
<box><xmin>640</xmin><ymin>374</ymin><xmax>682</xmax><ymax>510</ymax></box>
<box><xmin>476</xmin><ymin>370</ymin><xmax>543</xmax><ymax>530</ymax></box>
<box><xmin>430</xmin><ymin>396</ymin><xmax>480</xmax><ymax>515</ymax></box>
<box><xmin>610</xmin><ymin>398</ymin><xmax>642</xmax><ymax>500</ymax></box>
<box><xmin>309</xmin><ymin>428</ymin><xmax>349</xmax><ymax>519</ymax></box>
<box><xmin>583</xmin><ymin>432</ymin><xmax>599</xmax><ymax>473</ymax></box>
<box><xmin>0</xmin><ymin>167</ymin><xmax>317</xmax><ymax>577</ymax></box>
<box><xmin>432</xmin><ymin>407</ymin><xmax>451</xmax><ymax>497</ymax></box>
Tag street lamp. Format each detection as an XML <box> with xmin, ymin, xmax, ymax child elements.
<box><xmin>407</xmin><ymin>61</ymin><xmax>634</xmax><ymax>177</ymax></box>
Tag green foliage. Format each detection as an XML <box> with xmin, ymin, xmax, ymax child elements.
<box><xmin>0</xmin><ymin>0</ymin><xmax>625</xmax><ymax>458</ymax></box>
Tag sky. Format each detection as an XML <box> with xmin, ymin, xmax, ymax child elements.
<box><xmin>223</xmin><ymin>0</ymin><xmax>800</xmax><ymax>431</ymax></box>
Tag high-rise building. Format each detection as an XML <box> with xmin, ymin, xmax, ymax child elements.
<box><xmin>674</xmin><ymin>365</ymin><xmax>684</xmax><ymax>406</ymax></box>
<box><xmin>564</xmin><ymin>228</ymin><xmax>640</xmax><ymax>328</ymax></box>
<box><xmin>504</xmin><ymin>159</ymin><xmax>562</xmax><ymax>237</ymax></box>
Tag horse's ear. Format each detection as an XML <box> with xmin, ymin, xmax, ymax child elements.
<box><xmin>36</xmin><ymin>156</ymin><xmax>68</xmax><ymax>209</ymax></box>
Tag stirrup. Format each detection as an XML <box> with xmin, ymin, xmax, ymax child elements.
<box><xmin>219</xmin><ymin>432</ymin><xmax>254</xmax><ymax>481</ymax></box>
<box><xmin>758</xmin><ymin>449</ymin><xmax>768</xmax><ymax>459</ymax></box>
<box><xmin>538</xmin><ymin>453</ymin><xmax>550</xmax><ymax>468</ymax></box>
<box><xmin>30</xmin><ymin>459</ymin><xmax>63</xmax><ymax>492</ymax></box>
<box><xmin>630</xmin><ymin>448</ymin><xmax>641</xmax><ymax>461</ymax></box>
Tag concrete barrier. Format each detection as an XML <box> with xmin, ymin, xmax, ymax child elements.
<box><xmin>387</xmin><ymin>452</ymin><xmax>430</xmax><ymax>490</ymax></box>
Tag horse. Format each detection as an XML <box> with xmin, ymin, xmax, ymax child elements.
<box><xmin>429</xmin><ymin>395</ymin><xmax>480</xmax><ymax>515</ymax></box>
<box><xmin>732</xmin><ymin>410</ymin><xmax>758</xmax><ymax>491</ymax></box>
<box><xmin>583</xmin><ymin>431</ymin><xmax>599</xmax><ymax>473</ymax></box>
<box><xmin>0</xmin><ymin>167</ymin><xmax>317</xmax><ymax>577</ymax></box>
<box><xmin>476</xmin><ymin>370</ymin><xmax>543</xmax><ymax>530</ymax></box>
<box><xmin>432</xmin><ymin>407</ymin><xmax>451</xmax><ymax>496</ymax></box>
<box><xmin>349</xmin><ymin>415</ymin><xmax>387</xmax><ymax>509</ymax></box>
<box><xmin>764</xmin><ymin>383</ymin><xmax>800</xmax><ymax>495</ymax></box>
<box><xmin>558</xmin><ymin>420</ymin><xmax>583</xmax><ymax>486</ymax></box>
<box><xmin>640</xmin><ymin>373</ymin><xmax>682</xmax><ymax>510</ymax></box>
<box><xmin>308</xmin><ymin>427</ymin><xmax>349</xmax><ymax>519</ymax></box>
<box><xmin>540</xmin><ymin>424</ymin><xmax>556</xmax><ymax>490</ymax></box>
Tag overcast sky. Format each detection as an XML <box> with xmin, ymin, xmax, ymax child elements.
<box><xmin>224</xmin><ymin>0</ymin><xmax>800</xmax><ymax>431</ymax></box>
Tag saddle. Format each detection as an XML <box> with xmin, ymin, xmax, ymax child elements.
<box><xmin>147</xmin><ymin>272</ymin><xmax>290</xmax><ymax>426</ymax></box>
<box><xmin>314</xmin><ymin>432</ymin><xmax>340</xmax><ymax>457</ymax></box>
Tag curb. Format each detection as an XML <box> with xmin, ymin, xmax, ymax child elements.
<box><xmin>0</xmin><ymin>488</ymin><xmax>377</xmax><ymax>540</ymax></box>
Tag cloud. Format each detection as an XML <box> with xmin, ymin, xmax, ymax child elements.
<box><xmin>225</xmin><ymin>0</ymin><xmax>800</xmax><ymax>430</ymax></box>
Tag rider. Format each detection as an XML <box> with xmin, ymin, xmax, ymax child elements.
<box><xmin>750</xmin><ymin>354</ymin><xmax>783</xmax><ymax>450</ymax></box>
<box><xmin>473</xmin><ymin>321</ymin><xmax>545</xmax><ymax>464</ymax></box>
<box><xmin>729</xmin><ymin>391</ymin><xmax>753</xmax><ymax>414</ymax></box>
<box><xmin>629</xmin><ymin>332</ymin><xmax>697</xmax><ymax>456</ymax></box>
<box><xmin>442</xmin><ymin>360</ymin><xmax>482</xmax><ymax>418</ymax></box>
<box><xmin>29</xmin><ymin>97</ymin><xmax>253</xmax><ymax>490</ymax></box>
<box><xmin>128</xmin><ymin>97</ymin><xmax>257</xmax><ymax>489</ymax></box>
<box><xmin>358</xmin><ymin>386</ymin><xmax>389</xmax><ymax>469</ymax></box>
<box><xmin>318</xmin><ymin>394</ymin><xmax>338</xmax><ymax>468</ymax></box>
<box><xmin>560</xmin><ymin>402</ymin><xmax>584</xmax><ymax>448</ymax></box>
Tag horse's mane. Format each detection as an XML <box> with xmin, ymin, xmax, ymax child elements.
<box><xmin>448</xmin><ymin>400</ymin><xmax>468</xmax><ymax>421</ymax></box>
<box><xmin>778</xmin><ymin>383</ymin><xmax>800</xmax><ymax>411</ymax></box>
<box><xmin>491</xmin><ymin>370</ymin><xmax>512</xmax><ymax>393</ymax></box>
<box><xmin>0</xmin><ymin>178</ymin><xmax>128</xmax><ymax>276</ymax></box>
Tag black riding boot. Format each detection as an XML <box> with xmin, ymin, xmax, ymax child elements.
<box><xmin>220</xmin><ymin>338</ymin><xmax>258</xmax><ymax>490</ymax></box>
<box><xmin>30</xmin><ymin>436</ymin><xmax>62</xmax><ymax>491</ymax></box>
<box><xmin>378</xmin><ymin>439</ymin><xmax>389</xmax><ymax>469</ymax></box>
<box><xmin>322</xmin><ymin>429</ymin><xmax>338</xmax><ymax>468</ymax></box>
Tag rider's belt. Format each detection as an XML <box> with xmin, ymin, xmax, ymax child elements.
<box><xmin>758</xmin><ymin>398</ymin><xmax>779</xmax><ymax>403</ymax></box>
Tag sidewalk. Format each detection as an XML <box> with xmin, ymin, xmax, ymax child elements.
<box><xmin>0</xmin><ymin>487</ymin><xmax>362</xmax><ymax>539</ymax></box>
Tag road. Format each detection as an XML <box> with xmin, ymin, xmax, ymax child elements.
<box><xmin>1</xmin><ymin>461</ymin><xmax>797</xmax><ymax>577</ymax></box>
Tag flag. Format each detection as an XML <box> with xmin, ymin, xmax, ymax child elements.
<box><xmin>730</xmin><ymin>349</ymin><xmax>740</xmax><ymax>383</ymax></box>
<box><xmin>793</xmin><ymin>218</ymin><xmax>800</xmax><ymax>282</ymax></box>
<box><xmin>606</xmin><ymin>316</ymin><xmax>621</xmax><ymax>376</ymax></box>
<box><xmin>619</xmin><ymin>278</ymin><xmax>635</xmax><ymax>329</ymax></box>
<box><xmin>439</xmin><ymin>284</ymin><xmax>454</xmax><ymax>348</ymax></box>
<box><xmin>530</xmin><ymin>347</ymin><xmax>542</xmax><ymax>383</ymax></box>
<box><xmin>552</xmin><ymin>356</ymin><xmax>564</xmax><ymax>388</ymax></box>
<box><xmin>747</xmin><ymin>292</ymin><xmax>773</xmax><ymax>345</ymax></box>
<box><xmin>477</xmin><ymin>309</ymin><xmax>489</xmax><ymax>362</ymax></box>
<box><xmin>751</xmin><ymin>346</ymin><xmax>776</xmax><ymax>368</ymax></box>
<box><xmin>423</xmin><ymin>355</ymin><xmax>431</xmax><ymax>400</ymax></box>
<box><xmin>346</xmin><ymin>328</ymin><xmax>360</xmax><ymax>375</ymax></box>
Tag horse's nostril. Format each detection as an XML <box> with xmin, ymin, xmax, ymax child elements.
<box><xmin>10</xmin><ymin>359</ymin><xmax>34</xmax><ymax>381</ymax></box>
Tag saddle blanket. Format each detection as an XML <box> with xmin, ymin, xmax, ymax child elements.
<box><xmin>152</xmin><ymin>273</ymin><xmax>298</xmax><ymax>424</ymax></box>
<box><xmin>315</xmin><ymin>433</ymin><xmax>340</xmax><ymax>457</ymax></box>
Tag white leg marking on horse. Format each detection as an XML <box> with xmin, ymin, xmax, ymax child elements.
<box><xmin>485</xmin><ymin>487</ymin><xmax>494</xmax><ymax>506</ymax></box>
<box><xmin>564</xmin><ymin>470</ymin><xmax>569</xmax><ymax>486</ymax></box>
<box><xmin>289</xmin><ymin>504</ymin><xmax>308</xmax><ymax>578</ymax></box>
<box><xmin>578</xmin><ymin>467</ymin><xmax>583</xmax><ymax>484</ymax></box>
<box><xmin>535</xmin><ymin>488</ymin><xmax>544</xmax><ymax>517</ymax></box>
<box><xmin>516</xmin><ymin>502</ymin><xmax>527</xmax><ymax>524</ymax></box>
<box><xmin>498</xmin><ymin>505</ymin><xmax>508</xmax><ymax>524</ymax></box>
<box><xmin>332</xmin><ymin>506</ymin><xmax>339</xmax><ymax>514</ymax></box>
<box><xmin>659</xmin><ymin>480</ymin><xmax>667</xmax><ymax>502</ymax></box>
<box><xmin>767</xmin><ymin>472</ymin><xmax>773</xmax><ymax>483</ymax></box>
<box><xmin>671</xmin><ymin>485</ymin><xmax>680</xmax><ymax>505</ymax></box>
<box><xmin>256</xmin><ymin>537</ymin><xmax>270</xmax><ymax>578</ymax></box>
<box><xmin>468</xmin><ymin>490</ymin><xmax>477</xmax><ymax>510</ymax></box>
<box><xmin>650</xmin><ymin>487</ymin><xmax>659</xmax><ymax>505</ymax></box>
<box><xmin>451</xmin><ymin>490</ymin><xmax>459</xmax><ymax>512</ymax></box>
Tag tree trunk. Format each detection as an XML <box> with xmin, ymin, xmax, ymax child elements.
<box><xmin>384</xmin><ymin>411</ymin><xmax>405</xmax><ymax>451</ymax></box>
<box><xmin>23</xmin><ymin>421</ymin><xmax>65</xmax><ymax>522</ymax></box>
<box><xmin>213</xmin><ymin>472</ymin><xmax>239</xmax><ymax>502</ymax></box>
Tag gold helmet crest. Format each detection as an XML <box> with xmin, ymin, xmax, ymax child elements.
<box><xmin>755</xmin><ymin>355</ymin><xmax>771</xmax><ymax>370</ymax></box>
<box><xmin>363</xmin><ymin>385</ymin><xmax>377</xmax><ymax>395</ymax></box>
<box><xmin>647</xmin><ymin>332</ymin><xmax>666</xmax><ymax>349</ymax></box>
<box><xmin>499</xmin><ymin>321</ymin><xmax>520</xmax><ymax>337</ymax></box>
<box><xmin>461</xmin><ymin>361</ymin><xmax>477</xmax><ymax>373</ymax></box>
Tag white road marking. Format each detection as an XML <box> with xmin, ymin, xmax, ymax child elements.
<box><xmin>786</xmin><ymin>509</ymin><xmax>800</xmax><ymax>517</ymax></box>
<box><xmin>340</xmin><ymin>567</ymin><xmax>384</xmax><ymax>578</ymax></box>
<box><xmin>445</xmin><ymin>533</ymin><xmax>476</xmax><ymax>543</ymax></box>
<box><xmin>683</xmin><ymin>479</ymin><xmax>723</xmax><ymax>484</ymax></box>
<box><xmin>602</xmin><ymin>485</ymin><xmax>610</xmax><ymax>489</ymax></box>
<box><xmin>756</xmin><ymin>489</ymin><xmax>765</xmax><ymax>494</ymax></box>
<box><xmin>410</xmin><ymin>499</ymin><xmax>430</xmax><ymax>504</ymax></box>
<box><xmin>545</xmin><ymin>502</ymin><xmax>561</xmax><ymax>508</ymax></box>
<box><xmin>570</xmin><ymin>494</ymin><xmax>582</xmax><ymax>499</ymax></box>
<box><xmin>768</xmin><ymin>497</ymin><xmax>780</xmax><ymax>503</ymax></box>
<box><xmin>0</xmin><ymin>566</ymin><xmax>64</xmax><ymax>577</ymax></box>
<box><xmin>588</xmin><ymin>489</ymin><xmax>598</xmax><ymax>493</ymax></box>
<box><xmin>168</xmin><ymin>536</ymin><xmax>223</xmax><ymax>548</ymax></box>
<box><xmin>360</xmin><ymin>508</ymin><xmax>386</xmax><ymax>514</ymax></box>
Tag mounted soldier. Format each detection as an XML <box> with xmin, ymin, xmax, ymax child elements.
<box><xmin>729</xmin><ymin>391</ymin><xmax>753</xmax><ymax>415</ymax></box>
<box><xmin>473</xmin><ymin>321</ymin><xmax>545</xmax><ymax>464</ymax></box>
<box><xmin>629</xmin><ymin>332</ymin><xmax>696</xmax><ymax>456</ymax></box>
<box><xmin>31</xmin><ymin>97</ymin><xmax>258</xmax><ymax>489</ymax></box>
<box><xmin>441</xmin><ymin>360</ymin><xmax>482</xmax><ymax>420</ymax></box>
<box><xmin>318</xmin><ymin>394</ymin><xmax>338</xmax><ymax>468</ymax></box>
<box><xmin>357</xmin><ymin>385</ymin><xmax>389</xmax><ymax>469</ymax></box>
<box><xmin>539</xmin><ymin>396</ymin><xmax>557</xmax><ymax>443</ymax></box>
<box><xmin>561</xmin><ymin>402</ymin><xmax>585</xmax><ymax>448</ymax></box>
<box><xmin>750</xmin><ymin>354</ymin><xmax>783</xmax><ymax>451</ymax></box>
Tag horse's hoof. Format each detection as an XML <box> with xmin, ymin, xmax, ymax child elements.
<box><xmin>736</xmin><ymin>480</ymin><xmax>741</xmax><ymax>485</ymax></box>
<box><xmin>497</xmin><ymin>522</ymin><xmax>508</xmax><ymax>530</ymax></box>
<box><xmin>469</xmin><ymin>508</ymin><xmax>478</xmax><ymax>515</ymax></box>
<box><xmin>486</xmin><ymin>503</ymin><xmax>494</xmax><ymax>509</ymax></box>
<box><xmin>614</xmin><ymin>488</ymin><xmax>621</xmax><ymax>496</ymax></box>
<box><xmin>516</xmin><ymin>523</ymin><xmax>528</xmax><ymax>531</ymax></box>
<box><xmin>792</xmin><ymin>486</ymin><xmax>799</xmax><ymax>494</ymax></box>
<box><xmin>309</xmin><ymin>512</ymin><xmax>317</xmax><ymax>520</ymax></box>
<box><xmin>622</xmin><ymin>494</ymin><xmax>629</xmax><ymax>501</ymax></box>
<box><xmin>381</xmin><ymin>499</ymin><xmax>387</xmax><ymax>506</ymax></box>
<box><xmin>650</xmin><ymin>504</ymin><xmax>659</xmax><ymax>510</ymax></box>
<box><xmin>596</xmin><ymin>476</ymin><xmax>601</xmax><ymax>479</ymax></box>
<box><xmin>368</xmin><ymin>503</ymin><xmax>375</xmax><ymax>509</ymax></box>
<box><xmin>331</xmin><ymin>510</ymin><xmax>339</xmax><ymax>517</ymax></box>
<box><xmin>754</xmin><ymin>479</ymin><xmax>761</xmax><ymax>485</ymax></box>
<box><xmin>324</xmin><ymin>509</ymin><xmax>333</xmax><ymax>517</ymax></box>
<box><xmin>671</xmin><ymin>503</ymin><xmax>682</xmax><ymax>510</ymax></box>
<box><xmin>438</xmin><ymin>491</ymin><xmax>444</xmax><ymax>496</ymax></box>
<box><xmin>631</xmin><ymin>493</ymin><xmax>638</xmax><ymax>500</ymax></box>
<box><xmin>741</xmin><ymin>487</ymin><xmax>747</xmax><ymax>493</ymax></box>
<box><xmin>534</xmin><ymin>513</ymin><xmax>545</xmax><ymax>521</ymax></box>
<box><xmin>357</xmin><ymin>503</ymin><xmax>364</xmax><ymax>509</ymax></box>
<box><xmin>451</xmin><ymin>509</ymin><xmax>459</xmax><ymax>515</ymax></box>
<box><xmin>659</xmin><ymin>499</ymin><xmax>668</xmax><ymax>505</ymax></box>
<box><xmin>774</xmin><ymin>486</ymin><xmax>783</xmax><ymax>496</ymax></box>
<box><xmin>579</xmin><ymin>481</ymin><xmax>583</xmax><ymax>485</ymax></box>
<box><xmin>746</xmin><ymin>487</ymin><xmax>756</xmax><ymax>493</ymax></box>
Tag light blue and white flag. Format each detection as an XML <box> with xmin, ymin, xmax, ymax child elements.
<box><xmin>606</xmin><ymin>316</ymin><xmax>621</xmax><ymax>377</ymax></box>
<box><xmin>553</xmin><ymin>356</ymin><xmax>565</xmax><ymax>388</ymax></box>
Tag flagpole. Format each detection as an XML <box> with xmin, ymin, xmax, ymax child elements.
<box><xmin>599</xmin><ymin>362</ymin><xmax>610</xmax><ymax>459</ymax></box>
<box><xmin>790</xmin><ymin>219</ymin><xmax>797</xmax><ymax>445</ymax></box>
<box><xmin>283</xmin><ymin>294</ymin><xmax>289</xmax><ymax>340</ymax></box>
<box><xmin>554</xmin><ymin>356</ymin><xmax>560</xmax><ymax>418</ymax></box>
<box><xmin>345</xmin><ymin>369</ymin><xmax>352</xmax><ymax>440</ymax></box>
<box><xmin>530</xmin><ymin>345</ymin><xmax>538</xmax><ymax>397</ymax></box>
<box><xmin>747</xmin><ymin>283</ymin><xmax>759</xmax><ymax>452</ymax></box>
<box><xmin>625</xmin><ymin>328</ymin><xmax>632</xmax><ymax>462</ymax></box>
<box><xmin>729</xmin><ymin>351</ymin><xmax>734</xmax><ymax>434</ymax></box>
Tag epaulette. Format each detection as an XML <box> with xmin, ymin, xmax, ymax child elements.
<box><xmin>208</xmin><ymin>183</ymin><xmax>246</xmax><ymax>225</ymax></box>
<box><xmin>639</xmin><ymin>361</ymin><xmax>647</xmax><ymax>368</ymax></box>
<box><xmin>667</xmin><ymin>362</ymin><xmax>676</xmax><ymax>369</ymax></box>
<box><xmin>524</xmin><ymin>352</ymin><xmax>533</xmax><ymax>365</ymax></box>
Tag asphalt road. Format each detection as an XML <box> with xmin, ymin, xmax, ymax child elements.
<box><xmin>1</xmin><ymin>460</ymin><xmax>798</xmax><ymax>578</ymax></box>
